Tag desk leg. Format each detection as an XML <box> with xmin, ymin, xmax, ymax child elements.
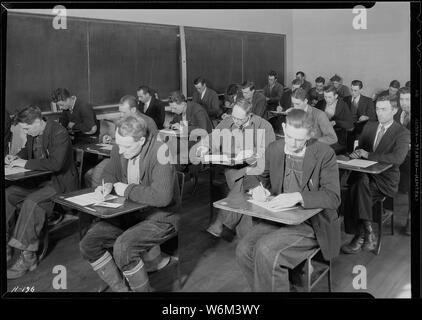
<box><xmin>209</xmin><ymin>163</ymin><xmax>215</xmax><ymax>223</ymax></box>
<box><xmin>78</xmin><ymin>150</ymin><xmax>85</xmax><ymax>189</ymax></box>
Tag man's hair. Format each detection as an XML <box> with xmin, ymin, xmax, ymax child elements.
<box><xmin>323</xmin><ymin>85</ymin><xmax>338</xmax><ymax>95</ymax></box>
<box><xmin>226</xmin><ymin>84</ymin><xmax>240</xmax><ymax>96</ymax></box>
<box><xmin>376</xmin><ymin>95</ymin><xmax>398</xmax><ymax>109</ymax></box>
<box><xmin>291</xmin><ymin>88</ymin><xmax>308</xmax><ymax>101</ymax></box>
<box><xmin>119</xmin><ymin>95</ymin><xmax>138</xmax><ymax>110</ymax></box>
<box><xmin>292</xmin><ymin>78</ymin><xmax>302</xmax><ymax>86</ymax></box>
<box><xmin>285</xmin><ymin>108</ymin><xmax>314</xmax><ymax>132</ymax></box>
<box><xmin>168</xmin><ymin>91</ymin><xmax>186</xmax><ymax>104</ymax></box>
<box><xmin>233</xmin><ymin>98</ymin><xmax>253</xmax><ymax>114</ymax></box>
<box><xmin>315</xmin><ymin>76</ymin><xmax>325</xmax><ymax>84</ymax></box>
<box><xmin>268</xmin><ymin>70</ymin><xmax>278</xmax><ymax>78</ymax></box>
<box><xmin>14</xmin><ymin>105</ymin><xmax>42</xmax><ymax>125</ymax></box>
<box><xmin>51</xmin><ymin>88</ymin><xmax>71</xmax><ymax>102</ymax></box>
<box><xmin>405</xmin><ymin>81</ymin><xmax>410</xmax><ymax>88</ymax></box>
<box><xmin>399</xmin><ymin>86</ymin><xmax>411</xmax><ymax>96</ymax></box>
<box><xmin>296</xmin><ymin>71</ymin><xmax>305</xmax><ymax>77</ymax></box>
<box><xmin>351</xmin><ymin>80</ymin><xmax>363</xmax><ymax>89</ymax></box>
<box><xmin>389</xmin><ymin>80</ymin><xmax>401</xmax><ymax>89</ymax></box>
<box><xmin>117</xmin><ymin>114</ymin><xmax>148</xmax><ymax>141</ymax></box>
<box><xmin>330</xmin><ymin>74</ymin><xmax>342</xmax><ymax>82</ymax></box>
<box><xmin>241</xmin><ymin>80</ymin><xmax>255</xmax><ymax>91</ymax></box>
<box><xmin>136</xmin><ymin>85</ymin><xmax>152</xmax><ymax>96</ymax></box>
<box><xmin>193</xmin><ymin>77</ymin><xmax>206</xmax><ymax>86</ymax></box>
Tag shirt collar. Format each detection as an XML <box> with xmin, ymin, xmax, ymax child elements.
<box><xmin>284</xmin><ymin>144</ymin><xmax>306</xmax><ymax>157</ymax></box>
<box><xmin>378</xmin><ymin>119</ymin><xmax>394</xmax><ymax>131</ymax></box>
<box><xmin>201</xmin><ymin>88</ymin><xmax>207</xmax><ymax>99</ymax></box>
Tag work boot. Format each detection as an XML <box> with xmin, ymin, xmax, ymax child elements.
<box><xmin>7</xmin><ymin>250</ymin><xmax>37</xmax><ymax>279</ymax></box>
<box><xmin>142</xmin><ymin>245</ymin><xmax>171</xmax><ymax>273</ymax></box>
<box><xmin>90</xmin><ymin>251</ymin><xmax>129</xmax><ymax>292</ymax></box>
<box><xmin>123</xmin><ymin>259</ymin><xmax>151</xmax><ymax>292</ymax></box>
<box><xmin>341</xmin><ymin>225</ymin><xmax>365</xmax><ymax>254</ymax></box>
<box><xmin>362</xmin><ymin>221</ymin><xmax>377</xmax><ymax>252</ymax></box>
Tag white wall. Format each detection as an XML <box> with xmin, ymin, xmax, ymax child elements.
<box><xmin>10</xmin><ymin>9</ymin><xmax>294</xmax><ymax>84</ymax></box>
<box><xmin>292</xmin><ymin>3</ymin><xmax>410</xmax><ymax>97</ymax></box>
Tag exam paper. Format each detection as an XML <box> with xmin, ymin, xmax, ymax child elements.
<box><xmin>65</xmin><ymin>192</ymin><xmax>118</xmax><ymax>206</ymax></box>
<box><xmin>337</xmin><ymin>159</ymin><xmax>377</xmax><ymax>168</ymax></box>
<box><xmin>204</xmin><ymin>154</ymin><xmax>231</xmax><ymax>163</ymax></box>
<box><xmin>93</xmin><ymin>202</ymin><xmax>123</xmax><ymax>208</ymax></box>
<box><xmin>248</xmin><ymin>199</ymin><xmax>298</xmax><ymax>213</ymax></box>
<box><xmin>5</xmin><ymin>166</ymin><xmax>31</xmax><ymax>175</ymax></box>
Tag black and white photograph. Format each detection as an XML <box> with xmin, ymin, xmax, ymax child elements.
<box><xmin>1</xmin><ymin>1</ymin><xmax>420</xmax><ymax>305</ymax></box>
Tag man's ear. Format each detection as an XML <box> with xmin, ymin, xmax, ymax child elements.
<box><xmin>140</xmin><ymin>136</ymin><xmax>146</xmax><ymax>146</ymax></box>
<box><xmin>392</xmin><ymin>107</ymin><xmax>398</xmax><ymax>115</ymax></box>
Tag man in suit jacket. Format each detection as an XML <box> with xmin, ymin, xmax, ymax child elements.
<box><xmin>79</xmin><ymin>114</ymin><xmax>180</xmax><ymax>292</ymax></box>
<box><xmin>6</xmin><ymin>106</ymin><xmax>78</xmax><ymax>278</ymax></box>
<box><xmin>341</xmin><ymin>96</ymin><xmax>410</xmax><ymax>254</ymax></box>
<box><xmin>137</xmin><ymin>85</ymin><xmax>165</xmax><ymax>129</ymax></box>
<box><xmin>263</xmin><ymin>70</ymin><xmax>284</xmax><ymax>111</ymax></box>
<box><xmin>235</xmin><ymin>109</ymin><xmax>341</xmax><ymax>291</ymax></box>
<box><xmin>296</xmin><ymin>71</ymin><xmax>312</xmax><ymax>95</ymax></box>
<box><xmin>241</xmin><ymin>80</ymin><xmax>268</xmax><ymax>119</ymax></box>
<box><xmin>192</xmin><ymin>77</ymin><xmax>222</xmax><ymax>122</ymax></box>
<box><xmin>316</xmin><ymin>85</ymin><xmax>354</xmax><ymax>153</ymax></box>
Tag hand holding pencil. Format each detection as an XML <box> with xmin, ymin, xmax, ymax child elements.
<box><xmin>94</xmin><ymin>179</ymin><xmax>113</xmax><ymax>200</ymax></box>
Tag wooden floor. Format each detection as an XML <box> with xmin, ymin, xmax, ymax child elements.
<box><xmin>6</xmin><ymin>170</ymin><xmax>411</xmax><ymax>297</ymax></box>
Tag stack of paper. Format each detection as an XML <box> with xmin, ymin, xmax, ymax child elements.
<box><xmin>5</xmin><ymin>166</ymin><xmax>31</xmax><ymax>175</ymax></box>
<box><xmin>65</xmin><ymin>192</ymin><xmax>118</xmax><ymax>206</ymax></box>
<box><xmin>248</xmin><ymin>199</ymin><xmax>298</xmax><ymax>213</ymax></box>
<box><xmin>337</xmin><ymin>159</ymin><xmax>377</xmax><ymax>168</ymax></box>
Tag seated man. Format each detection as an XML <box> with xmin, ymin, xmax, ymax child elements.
<box><xmin>279</xmin><ymin>79</ymin><xmax>302</xmax><ymax>111</ymax></box>
<box><xmin>193</xmin><ymin>98</ymin><xmax>275</xmax><ymax>237</ymax></box>
<box><xmin>241</xmin><ymin>80</ymin><xmax>267</xmax><ymax>120</ymax></box>
<box><xmin>85</xmin><ymin>95</ymin><xmax>158</xmax><ymax>188</ymax></box>
<box><xmin>6</xmin><ymin>106</ymin><xmax>78</xmax><ymax>278</ymax></box>
<box><xmin>192</xmin><ymin>77</ymin><xmax>222</xmax><ymax>123</ymax></box>
<box><xmin>296</xmin><ymin>71</ymin><xmax>312</xmax><ymax>95</ymax></box>
<box><xmin>263</xmin><ymin>70</ymin><xmax>284</xmax><ymax>111</ymax></box>
<box><xmin>376</xmin><ymin>80</ymin><xmax>401</xmax><ymax>101</ymax></box>
<box><xmin>344</xmin><ymin>80</ymin><xmax>377</xmax><ymax>150</ymax></box>
<box><xmin>330</xmin><ymin>74</ymin><xmax>351</xmax><ymax>99</ymax></box>
<box><xmin>137</xmin><ymin>85</ymin><xmax>165</xmax><ymax>129</ymax></box>
<box><xmin>308</xmin><ymin>76</ymin><xmax>326</xmax><ymax>107</ymax></box>
<box><xmin>341</xmin><ymin>96</ymin><xmax>410</xmax><ymax>254</ymax></box>
<box><xmin>289</xmin><ymin>88</ymin><xmax>338</xmax><ymax>145</ymax></box>
<box><xmin>79</xmin><ymin>114</ymin><xmax>180</xmax><ymax>292</ymax></box>
<box><xmin>222</xmin><ymin>83</ymin><xmax>242</xmax><ymax>119</ymax></box>
<box><xmin>52</xmin><ymin>88</ymin><xmax>98</xmax><ymax>142</ymax></box>
<box><xmin>316</xmin><ymin>85</ymin><xmax>354</xmax><ymax>153</ymax></box>
<box><xmin>236</xmin><ymin>109</ymin><xmax>341</xmax><ymax>291</ymax></box>
<box><xmin>397</xmin><ymin>87</ymin><xmax>411</xmax><ymax>235</ymax></box>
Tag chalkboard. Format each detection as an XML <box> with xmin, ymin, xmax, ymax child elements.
<box><xmin>185</xmin><ymin>27</ymin><xmax>285</xmax><ymax>96</ymax></box>
<box><xmin>185</xmin><ymin>28</ymin><xmax>243</xmax><ymax>96</ymax></box>
<box><xmin>89</xmin><ymin>21</ymin><xmax>179</xmax><ymax>104</ymax></box>
<box><xmin>6</xmin><ymin>14</ymin><xmax>89</xmax><ymax>113</ymax></box>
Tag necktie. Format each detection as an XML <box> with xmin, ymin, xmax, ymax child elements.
<box><xmin>374</xmin><ymin>125</ymin><xmax>386</xmax><ymax>151</ymax></box>
<box><xmin>352</xmin><ymin>97</ymin><xmax>357</xmax><ymax>108</ymax></box>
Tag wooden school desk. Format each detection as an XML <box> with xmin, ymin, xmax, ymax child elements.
<box><xmin>52</xmin><ymin>188</ymin><xmax>149</xmax><ymax>219</ymax></box>
<box><xmin>213</xmin><ymin>193</ymin><xmax>322</xmax><ymax>225</ymax></box>
<box><xmin>5</xmin><ymin>167</ymin><xmax>52</xmax><ymax>181</ymax></box>
<box><xmin>336</xmin><ymin>156</ymin><xmax>393</xmax><ymax>174</ymax></box>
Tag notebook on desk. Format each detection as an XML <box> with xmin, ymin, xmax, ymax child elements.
<box><xmin>5</xmin><ymin>166</ymin><xmax>31</xmax><ymax>175</ymax></box>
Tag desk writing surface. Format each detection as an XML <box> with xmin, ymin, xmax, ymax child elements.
<box><xmin>5</xmin><ymin>167</ymin><xmax>52</xmax><ymax>181</ymax></box>
<box><xmin>213</xmin><ymin>194</ymin><xmax>321</xmax><ymax>225</ymax></box>
<box><xmin>52</xmin><ymin>188</ymin><xmax>149</xmax><ymax>218</ymax></box>
<box><xmin>75</xmin><ymin>143</ymin><xmax>113</xmax><ymax>157</ymax></box>
<box><xmin>336</xmin><ymin>155</ymin><xmax>392</xmax><ymax>174</ymax></box>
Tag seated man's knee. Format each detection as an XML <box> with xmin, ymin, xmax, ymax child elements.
<box><xmin>236</xmin><ymin>238</ymin><xmax>253</xmax><ymax>264</ymax></box>
<box><xmin>255</xmin><ymin>237</ymin><xmax>277</xmax><ymax>266</ymax></box>
<box><xmin>113</xmin><ymin>233</ymin><xmax>134</xmax><ymax>269</ymax></box>
<box><xmin>79</xmin><ymin>232</ymin><xmax>101</xmax><ymax>261</ymax></box>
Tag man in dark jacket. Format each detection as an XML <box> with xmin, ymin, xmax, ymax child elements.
<box><xmin>263</xmin><ymin>70</ymin><xmax>284</xmax><ymax>111</ymax></box>
<box><xmin>341</xmin><ymin>96</ymin><xmax>410</xmax><ymax>254</ymax></box>
<box><xmin>137</xmin><ymin>85</ymin><xmax>165</xmax><ymax>129</ymax></box>
<box><xmin>192</xmin><ymin>77</ymin><xmax>222</xmax><ymax>122</ymax></box>
<box><xmin>79</xmin><ymin>114</ymin><xmax>180</xmax><ymax>292</ymax></box>
<box><xmin>6</xmin><ymin>106</ymin><xmax>78</xmax><ymax>279</ymax></box>
<box><xmin>241</xmin><ymin>80</ymin><xmax>267</xmax><ymax>119</ymax></box>
<box><xmin>236</xmin><ymin>109</ymin><xmax>341</xmax><ymax>291</ymax></box>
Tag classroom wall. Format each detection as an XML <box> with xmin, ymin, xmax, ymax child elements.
<box><xmin>291</xmin><ymin>2</ymin><xmax>410</xmax><ymax>97</ymax></box>
<box><xmin>9</xmin><ymin>9</ymin><xmax>294</xmax><ymax>86</ymax></box>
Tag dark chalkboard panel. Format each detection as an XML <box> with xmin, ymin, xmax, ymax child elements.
<box><xmin>6</xmin><ymin>14</ymin><xmax>89</xmax><ymax>113</ymax></box>
<box><xmin>89</xmin><ymin>21</ymin><xmax>179</xmax><ymax>104</ymax></box>
<box><xmin>243</xmin><ymin>33</ymin><xmax>285</xmax><ymax>89</ymax></box>
<box><xmin>185</xmin><ymin>28</ymin><xmax>243</xmax><ymax>96</ymax></box>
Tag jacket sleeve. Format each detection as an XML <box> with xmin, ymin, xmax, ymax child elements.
<box><xmin>334</xmin><ymin>103</ymin><xmax>354</xmax><ymax>130</ymax></box>
<box><xmin>188</xmin><ymin>109</ymin><xmax>208</xmax><ymax>134</ymax></box>
<box><xmin>258</xmin><ymin>143</ymin><xmax>272</xmax><ymax>190</ymax></box>
<box><xmin>124</xmin><ymin>161</ymin><xmax>174</xmax><ymax>207</ymax></box>
<box><xmin>102</xmin><ymin>145</ymin><xmax>120</xmax><ymax>184</ymax></box>
<box><xmin>252</xmin><ymin>95</ymin><xmax>267</xmax><ymax>118</ymax></box>
<box><xmin>156</xmin><ymin>101</ymin><xmax>165</xmax><ymax>129</ymax></box>
<box><xmin>210</xmin><ymin>92</ymin><xmax>221</xmax><ymax>117</ymax></box>
<box><xmin>367</xmin><ymin>129</ymin><xmax>410</xmax><ymax>165</ymax></box>
<box><xmin>16</xmin><ymin>143</ymin><xmax>29</xmax><ymax>160</ymax></box>
<box><xmin>365</xmin><ymin>98</ymin><xmax>377</xmax><ymax>121</ymax></box>
<box><xmin>301</xmin><ymin>148</ymin><xmax>341</xmax><ymax>210</ymax></box>
<box><xmin>316</xmin><ymin>112</ymin><xmax>338</xmax><ymax>145</ymax></box>
<box><xmin>73</xmin><ymin>104</ymin><xmax>97</xmax><ymax>133</ymax></box>
<box><xmin>24</xmin><ymin>125</ymin><xmax>70</xmax><ymax>172</ymax></box>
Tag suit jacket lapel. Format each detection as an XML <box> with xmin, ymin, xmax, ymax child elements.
<box><xmin>375</xmin><ymin>122</ymin><xmax>398</xmax><ymax>153</ymax></box>
<box><xmin>275</xmin><ymin>145</ymin><xmax>285</xmax><ymax>194</ymax></box>
<box><xmin>300</xmin><ymin>142</ymin><xmax>317</xmax><ymax>191</ymax></box>
<box><xmin>41</xmin><ymin>121</ymin><xmax>51</xmax><ymax>158</ymax></box>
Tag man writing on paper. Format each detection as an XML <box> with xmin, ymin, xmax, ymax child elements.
<box><xmin>235</xmin><ymin>109</ymin><xmax>341</xmax><ymax>292</ymax></box>
<box><xmin>341</xmin><ymin>95</ymin><xmax>410</xmax><ymax>254</ymax></box>
<box><xmin>193</xmin><ymin>98</ymin><xmax>275</xmax><ymax>238</ymax></box>
<box><xmin>79</xmin><ymin>114</ymin><xmax>180</xmax><ymax>292</ymax></box>
<box><xmin>5</xmin><ymin>106</ymin><xmax>78</xmax><ymax>278</ymax></box>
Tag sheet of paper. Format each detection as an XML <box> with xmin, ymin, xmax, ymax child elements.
<box><xmin>65</xmin><ymin>192</ymin><xmax>118</xmax><ymax>206</ymax></box>
<box><xmin>93</xmin><ymin>201</ymin><xmax>123</xmax><ymax>208</ymax></box>
<box><xmin>248</xmin><ymin>199</ymin><xmax>298</xmax><ymax>213</ymax></box>
<box><xmin>337</xmin><ymin>159</ymin><xmax>377</xmax><ymax>168</ymax></box>
<box><xmin>5</xmin><ymin>166</ymin><xmax>31</xmax><ymax>175</ymax></box>
<box><xmin>98</xmin><ymin>144</ymin><xmax>113</xmax><ymax>150</ymax></box>
<box><xmin>204</xmin><ymin>154</ymin><xmax>230</xmax><ymax>163</ymax></box>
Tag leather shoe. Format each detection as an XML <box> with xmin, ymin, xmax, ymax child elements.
<box><xmin>362</xmin><ymin>230</ymin><xmax>377</xmax><ymax>252</ymax></box>
<box><xmin>341</xmin><ymin>233</ymin><xmax>364</xmax><ymax>254</ymax></box>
